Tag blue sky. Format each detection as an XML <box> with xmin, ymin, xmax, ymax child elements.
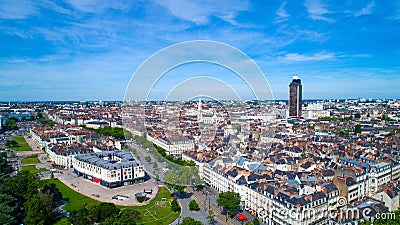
<box><xmin>0</xmin><ymin>0</ymin><xmax>399</xmax><ymax>101</ymax></box>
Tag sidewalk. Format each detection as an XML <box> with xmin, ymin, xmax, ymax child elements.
<box><xmin>169</xmin><ymin>192</ymin><xmax>215</xmax><ymax>225</ymax></box>
<box><xmin>189</xmin><ymin>187</ymin><xmax>243</xmax><ymax>225</ymax></box>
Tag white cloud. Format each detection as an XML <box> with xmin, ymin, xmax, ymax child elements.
<box><xmin>273</xmin><ymin>24</ymin><xmax>329</xmax><ymax>47</ymax></box>
<box><xmin>0</xmin><ymin>0</ymin><xmax>37</xmax><ymax>19</ymax></box>
<box><xmin>303</xmin><ymin>0</ymin><xmax>334</xmax><ymax>22</ymax></box>
<box><xmin>66</xmin><ymin>0</ymin><xmax>131</xmax><ymax>13</ymax></box>
<box><xmin>281</xmin><ymin>52</ymin><xmax>335</xmax><ymax>61</ymax></box>
<box><xmin>275</xmin><ymin>1</ymin><xmax>290</xmax><ymax>23</ymax></box>
<box><xmin>354</xmin><ymin>1</ymin><xmax>375</xmax><ymax>17</ymax></box>
<box><xmin>154</xmin><ymin>0</ymin><xmax>249</xmax><ymax>25</ymax></box>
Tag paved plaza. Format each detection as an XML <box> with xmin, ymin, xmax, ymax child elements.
<box><xmin>57</xmin><ymin>169</ymin><xmax>159</xmax><ymax>206</ymax></box>
<box><xmin>22</xmin><ymin>132</ymin><xmax>159</xmax><ymax>206</ymax></box>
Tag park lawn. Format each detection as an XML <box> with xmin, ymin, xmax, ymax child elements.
<box><xmin>12</xmin><ymin>136</ymin><xmax>26</xmax><ymax>142</ymax></box>
<box><xmin>44</xmin><ymin>179</ymin><xmax>100</xmax><ymax>211</ymax></box>
<box><xmin>46</xmin><ymin>179</ymin><xmax>179</xmax><ymax>225</ymax></box>
<box><xmin>22</xmin><ymin>165</ymin><xmax>48</xmax><ymax>174</ymax></box>
<box><xmin>8</xmin><ymin>136</ymin><xmax>32</xmax><ymax>151</ymax></box>
<box><xmin>22</xmin><ymin>165</ymin><xmax>39</xmax><ymax>173</ymax></box>
<box><xmin>121</xmin><ymin>187</ymin><xmax>180</xmax><ymax>224</ymax></box>
<box><xmin>21</xmin><ymin>155</ymin><xmax>40</xmax><ymax>164</ymax></box>
<box><xmin>38</xmin><ymin>168</ymin><xmax>49</xmax><ymax>172</ymax></box>
<box><xmin>54</xmin><ymin>217</ymin><xmax>70</xmax><ymax>225</ymax></box>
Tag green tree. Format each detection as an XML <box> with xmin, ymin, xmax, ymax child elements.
<box><xmin>189</xmin><ymin>199</ymin><xmax>200</xmax><ymax>211</ymax></box>
<box><xmin>354</xmin><ymin>124</ymin><xmax>362</xmax><ymax>134</ymax></box>
<box><xmin>0</xmin><ymin>174</ymin><xmax>12</xmax><ymax>197</ymax></box>
<box><xmin>100</xmin><ymin>216</ymin><xmax>120</xmax><ymax>225</ymax></box>
<box><xmin>100</xmin><ymin>208</ymin><xmax>141</xmax><ymax>225</ymax></box>
<box><xmin>145</xmin><ymin>156</ymin><xmax>151</xmax><ymax>162</ymax></box>
<box><xmin>5</xmin><ymin>117</ymin><xmax>18</xmax><ymax>131</ymax></box>
<box><xmin>253</xmin><ymin>218</ymin><xmax>260</xmax><ymax>225</ymax></box>
<box><xmin>70</xmin><ymin>208</ymin><xmax>91</xmax><ymax>225</ymax></box>
<box><xmin>5</xmin><ymin>140</ymin><xmax>19</xmax><ymax>148</ymax></box>
<box><xmin>143</xmin><ymin>141</ymin><xmax>154</xmax><ymax>149</ymax></box>
<box><xmin>42</xmin><ymin>183</ymin><xmax>62</xmax><ymax>203</ymax></box>
<box><xmin>83</xmin><ymin>126</ymin><xmax>132</xmax><ymax>139</ymax></box>
<box><xmin>0</xmin><ymin>152</ymin><xmax>8</xmax><ymax>174</ymax></box>
<box><xmin>181</xmin><ymin>217</ymin><xmax>203</xmax><ymax>225</ymax></box>
<box><xmin>0</xmin><ymin>193</ymin><xmax>17</xmax><ymax>225</ymax></box>
<box><xmin>118</xmin><ymin>209</ymin><xmax>141</xmax><ymax>225</ymax></box>
<box><xmin>163</xmin><ymin>166</ymin><xmax>200</xmax><ymax>190</ymax></box>
<box><xmin>217</xmin><ymin>191</ymin><xmax>241</xmax><ymax>221</ymax></box>
<box><xmin>170</xmin><ymin>198</ymin><xmax>181</xmax><ymax>212</ymax></box>
<box><xmin>10</xmin><ymin>170</ymin><xmax>40</xmax><ymax>201</ymax></box>
<box><xmin>24</xmin><ymin>193</ymin><xmax>56</xmax><ymax>225</ymax></box>
<box><xmin>207</xmin><ymin>210</ymin><xmax>215</xmax><ymax>225</ymax></box>
<box><xmin>38</xmin><ymin>118</ymin><xmax>55</xmax><ymax>126</ymax></box>
<box><xmin>89</xmin><ymin>202</ymin><xmax>120</xmax><ymax>223</ymax></box>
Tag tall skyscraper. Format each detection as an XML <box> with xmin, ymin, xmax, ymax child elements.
<box><xmin>289</xmin><ymin>75</ymin><xmax>302</xmax><ymax>118</ymax></box>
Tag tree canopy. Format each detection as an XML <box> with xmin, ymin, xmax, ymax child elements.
<box><xmin>0</xmin><ymin>160</ymin><xmax>62</xmax><ymax>225</ymax></box>
<box><xmin>5</xmin><ymin>117</ymin><xmax>18</xmax><ymax>131</ymax></box>
<box><xmin>170</xmin><ymin>198</ymin><xmax>181</xmax><ymax>212</ymax></box>
<box><xmin>217</xmin><ymin>191</ymin><xmax>241</xmax><ymax>217</ymax></box>
<box><xmin>188</xmin><ymin>199</ymin><xmax>200</xmax><ymax>211</ymax></box>
<box><xmin>181</xmin><ymin>216</ymin><xmax>203</xmax><ymax>225</ymax></box>
<box><xmin>83</xmin><ymin>126</ymin><xmax>131</xmax><ymax>139</ymax></box>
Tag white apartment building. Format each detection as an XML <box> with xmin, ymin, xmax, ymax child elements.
<box><xmin>147</xmin><ymin>134</ymin><xmax>194</xmax><ymax>157</ymax></box>
<box><xmin>72</xmin><ymin>150</ymin><xmax>145</xmax><ymax>188</ymax></box>
<box><xmin>338</xmin><ymin>158</ymin><xmax>396</xmax><ymax>195</ymax></box>
<box><xmin>368</xmin><ymin>162</ymin><xmax>392</xmax><ymax>194</ymax></box>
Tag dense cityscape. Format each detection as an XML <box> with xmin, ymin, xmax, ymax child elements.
<box><xmin>0</xmin><ymin>76</ymin><xmax>399</xmax><ymax>225</ymax></box>
<box><xmin>2</xmin><ymin>1</ymin><xmax>399</xmax><ymax>225</ymax></box>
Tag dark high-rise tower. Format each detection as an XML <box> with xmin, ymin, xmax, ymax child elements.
<box><xmin>289</xmin><ymin>75</ymin><xmax>302</xmax><ymax>118</ymax></box>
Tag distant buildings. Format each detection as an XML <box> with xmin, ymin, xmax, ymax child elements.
<box><xmin>23</xmin><ymin>99</ymin><xmax>400</xmax><ymax>224</ymax></box>
<box><xmin>289</xmin><ymin>76</ymin><xmax>302</xmax><ymax>118</ymax></box>
<box><xmin>30</xmin><ymin>125</ymin><xmax>121</xmax><ymax>169</ymax></box>
<box><xmin>146</xmin><ymin>134</ymin><xmax>195</xmax><ymax>157</ymax></box>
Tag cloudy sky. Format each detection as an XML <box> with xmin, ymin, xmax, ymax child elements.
<box><xmin>0</xmin><ymin>0</ymin><xmax>399</xmax><ymax>101</ymax></box>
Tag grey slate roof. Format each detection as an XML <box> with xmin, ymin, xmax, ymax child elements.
<box><xmin>74</xmin><ymin>150</ymin><xmax>142</xmax><ymax>170</ymax></box>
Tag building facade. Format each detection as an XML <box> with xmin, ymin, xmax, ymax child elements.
<box><xmin>289</xmin><ymin>76</ymin><xmax>302</xmax><ymax>118</ymax></box>
<box><xmin>72</xmin><ymin>150</ymin><xmax>145</xmax><ymax>188</ymax></box>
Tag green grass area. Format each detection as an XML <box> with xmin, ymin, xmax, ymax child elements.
<box><xmin>22</xmin><ymin>165</ymin><xmax>48</xmax><ymax>173</ymax></box>
<box><xmin>46</xmin><ymin>179</ymin><xmax>179</xmax><ymax>225</ymax></box>
<box><xmin>8</xmin><ymin>136</ymin><xmax>32</xmax><ymax>151</ymax></box>
<box><xmin>22</xmin><ymin>165</ymin><xmax>39</xmax><ymax>173</ymax></box>
<box><xmin>120</xmin><ymin>186</ymin><xmax>180</xmax><ymax>224</ymax></box>
<box><xmin>21</xmin><ymin>154</ymin><xmax>40</xmax><ymax>164</ymax></box>
<box><xmin>54</xmin><ymin>217</ymin><xmax>70</xmax><ymax>225</ymax></box>
<box><xmin>12</xmin><ymin>136</ymin><xmax>26</xmax><ymax>142</ymax></box>
<box><xmin>45</xmin><ymin>179</ymin><xmax>100</xmax><ymax>211</ymax></box>
<box><xmin>39</xmin><ymin>168</ymin><xmax>49</xmax><ymax>172</ymax></box>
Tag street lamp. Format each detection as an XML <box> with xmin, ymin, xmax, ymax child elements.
<box><xmin>205</xmin><ymin>191</ymin><xmax>208</xmax><ymax>209</ymax></box>
<box><xmin>209</xmin><ymin>194</ymin><xmax>211</xmax><ymax>209</ymax></box>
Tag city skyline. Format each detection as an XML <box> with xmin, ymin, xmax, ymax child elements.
<box><xmin>1</xmin><ymin>0</ymin><xmax>399</xmax><ymax>101</ymax></box>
